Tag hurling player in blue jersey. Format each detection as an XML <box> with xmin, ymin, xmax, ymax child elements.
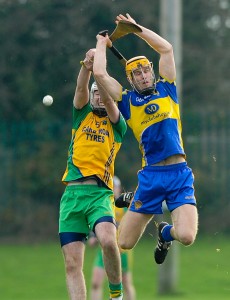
<box><xmin>93</xmin><ymin>13</ymin><xmax>198</xmax><ymax>265</ymax></box>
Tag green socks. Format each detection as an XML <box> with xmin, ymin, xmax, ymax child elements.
<box><xmin>109</xmin><ymin>282</ymin><xmax>123</xmax><ymax>299</ymax></box>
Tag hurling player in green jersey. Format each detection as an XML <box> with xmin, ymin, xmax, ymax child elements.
<box><xmin>59</xmin><ymin>48</ymin><xmax>127</xmax><ymax>300</ymax></box>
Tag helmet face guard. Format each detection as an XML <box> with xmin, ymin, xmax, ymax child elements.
<box><xmin>125</xmin><ymin>56</ymin><xmax>156</xmax><ymax>95</ymax></box>
<box><xmin>90</xmin><ymin>82</ymin><xmax>107</xmax><ymax>117</ymax></box>
<box><xmin>90</xmin><ymin>82</ymin><xmax>98</xmax><ymax>103</ymax></box>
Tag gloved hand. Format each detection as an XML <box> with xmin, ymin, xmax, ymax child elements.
<box><xmin>115</xmin><ymin>192</ymin><xmax>134</xmax><ymax>208</ymax></box>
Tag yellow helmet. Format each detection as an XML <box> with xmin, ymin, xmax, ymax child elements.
<box><xmin>125</xmin><ymin>56</ymin><xmax>151</xmax><ymax>78</ymax></box>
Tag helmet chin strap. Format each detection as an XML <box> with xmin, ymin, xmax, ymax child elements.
<box><xmin>138</xmin><ymin>86</ymin><xmax>156</xmax><ymax>95</ymax></box>
<box><xmin>92</xmin><ymin>107</ymin><xmax>107</xmax><ymax>117</ymax></box>
<box><xmin>128</xmin><ymin>78</ymin><xmax>156</xmax><ymax>95</ymax></box>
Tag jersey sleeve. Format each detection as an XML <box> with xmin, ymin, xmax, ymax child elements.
<box><xmin>159</xmin><ymin>75</ymin><xmax>178</xmax><ymax>103</ymax></box>
<box><xmin>117</xmin><ymin>89</ymin><xmax>132</xmax><ymax>121</ymax></box>
<box><xmin>112</xmin><ymin>112</ymin><xmax>127</xmax><ymax>143</ymax></box>
<box><xmin>72</xmin><ymin>103</ymin><xmax>91</xmax><ymax>129</ymax></box>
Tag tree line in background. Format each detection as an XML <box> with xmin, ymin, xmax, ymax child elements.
<box><xmin>0</xmin><ymin>0</ymin><xmax>230</xmax><ymax>239</ymax></box>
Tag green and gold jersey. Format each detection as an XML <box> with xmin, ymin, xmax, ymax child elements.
<box><xmin>62</xmin><ymin>103</ymin><xmax>127</xmax><ymax>190</ymax></box>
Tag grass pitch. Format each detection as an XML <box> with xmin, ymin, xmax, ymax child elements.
<box><xmin>0</xmin><ymin>234</ymin><xmax>230</xmax><ymax>299</ymax></box>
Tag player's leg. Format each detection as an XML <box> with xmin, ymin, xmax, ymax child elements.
<box><xmin>170</xmin><ymin>204</ymin><xmax>198</xmax><ymax>245</ymax></box>
<box><xmin>61</xmin><ymin>241</ymin><xmax>86</xmax><ymax>300</ymax></box>
<box><xmin>119</xmin><ymin>167</ymin><xmax>164</xmax><ymax>250</ymax></box>
<box><xmin>88</xmin><ymin>186</ymin><xmax>123</xmax><ymax>299</ymax></box>
<box><xmin>122</xmin><ymin>272</ymin><xmax>136</xmax><ymax>300</ymax></box>
<box><xmin>90</xmin><ymin>248</ymin><xmax>106</xmax><ymax>300</ymax></box>
<box><xmin>118</xmin><ymin>211</ymin><xmax>153</xmax><ymax>249</ymax></box>
<box><xmin>121</xmin><ymin>251</ymin><xmax>136</xmax><ymax>300</ymax></box>
<box><xmin>95</xmin><ymin>221</ymin><xmax>123</xmax><ymax>299</ymax></box>
<box><xmin>59</xmin><ymin>185</ymin><xmax>89</xmax><ymax>300</ymax></box>
<box><xmin>166</xmin><ymin>163</ymin><xmax>198</xmax><ymax>245</ymax></box>
<box><xmin>90</xmin><ymin>265</ymin><xmax>106</xmax><ymax>300</ymax></box>
<box><xmin>154</xmin><ymin>163</ymin><xmax>198</xmax><ymax>264</ymax></box>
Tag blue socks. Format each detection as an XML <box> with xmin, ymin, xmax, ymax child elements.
<box><xmin>162</xmin><ymin>225</ymin><xmax>174</xmax><ymax>242</ymax></box>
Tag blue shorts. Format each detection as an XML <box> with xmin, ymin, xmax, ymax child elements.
<box><xmin>130</xmin><ymin>162</ymin><xmax>196</xmax><ymax>214</ymax></box>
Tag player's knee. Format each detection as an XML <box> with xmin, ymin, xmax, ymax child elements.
<box><xmin>118</xmin><ymin>238</ymin><xmax>134</xmax><ymax>250</ymax></box>
<box><xmin>65</xmin><ymin>259</ymin><xmax>78</xmax><ymax>275</ymax></box>
<box><xmin>178</xmin><ymin>232</ymin><xmax>196</xmax><ymax>246</ymax></box>
<box><xmin>101</xmin><ymin>238</ymin><xmax>117</xmax><ymax>252</ymax></box>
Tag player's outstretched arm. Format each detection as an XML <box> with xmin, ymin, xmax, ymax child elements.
<box><xmin>96</xmin><ymin>81</ymin><xmax>120</xmax><ymax>124</ymax></box>
<box><xmin>93</xmin><ymin>34</ymin><xmax>122</xmax><ymax>102</ymax></box>
<box><xmin>74</xmin><ymin>49</ymin><xmax>95</xmax><ymax>109</ymax></box>
<box><xmin>116</xmin><ymin>13</ymin><xmax>176</xmax><ymax>81</ymax></box>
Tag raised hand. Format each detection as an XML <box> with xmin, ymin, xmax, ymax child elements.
<box><xmin>81</xmin><ymin>48</ymin><xmax>96</xmax><ymax>71</ymax></box>
<box><xmin>116</xmin><ymin>13</ymin><xmax>137</xmax><ymax>25</ymax></box>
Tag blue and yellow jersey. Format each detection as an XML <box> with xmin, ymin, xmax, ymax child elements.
<box><xmin>62</xmin><ymin>103</ymin><xmax>127</xmax><ymax>190</ymax></box>
<box><xmin>117</xmin><ymin>76</ymin><xmax>185</xmax><ymax>167</ymax></box>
